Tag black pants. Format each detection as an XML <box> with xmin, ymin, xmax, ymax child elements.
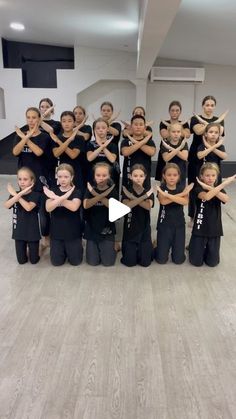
<box><xmin>121</xmin><ymin>239</ymin><xmax>153</xmax><ymax>267</ymax></box>
<box><xmin>155</xmin><ymin>224</ymin><xmax>186</xmax><ymax>264</ymax></box>
<box><xmin>15</xmin><ymin>240</ymin><xmax>40</xmax><ymax>264</ymax></box>
<box><xmin>39</xmin><ymin>194</ymin><xmax>50</xmax><ymax>237</ymax></box>
<box><xmin>189</xmin><ymin>235</ymin><xmax>220</xmax><ymax>267</ymax></box>
<box><xmin>86</xmin><ymin>239</ymin><xmax>116</xmax><ymax>266</ymax></box>
<box><xmin>50</xmin><ymin>238</ymin><xmax>83</xmax><ymax>266</ymax></box>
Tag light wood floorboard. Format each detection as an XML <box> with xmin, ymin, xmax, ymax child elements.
<box><xmin>0</xmin><ymin>175</ymin><xmax>236</xmax><ymax>419</ymax></box>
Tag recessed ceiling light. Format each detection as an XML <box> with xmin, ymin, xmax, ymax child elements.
<box><xmin>10</xmin><ymin>22</ymin><xmax>25</xmax><ymax>31</ymax></box>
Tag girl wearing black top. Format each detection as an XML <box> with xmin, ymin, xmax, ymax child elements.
<box><xmin>155</xmin><ymin>100</ymin><xmax>190</xmax><ymax>181</ymax></box>
<box><xmin>87</xmin><ymin>118</ymin><xmax>117</xmax><ymax>182</ymax></box>
<box><xmin>99</xmin><ymin>101</ymin><xmax>122</xmax><ymax>189</ymax></box>
<box><xmin>155</xmin><ymin>163</ymin><xmax>193</xmax><ymax>264</ymax></box>
<box><xmin>121</xmin><ymin>164</ymin><xmax>154</xmax><ymax>267</ymax></box>
<box><xmin>13</xmin><ymin>107</ymin><xmax>50</xmax><ymax>191</ymax></box>
<box><xmin>4</xmin><ymin>167</ymin><xmax>41</xmax><ymax>264</ymax></box>
<box><xmin>39</xmin><ymin>97</ymin><xmax>61</xmax><ymax>135</ymax></box>
<box><xmin>122</xmin><ymin>106</ymin><xmax>153</xmax><ymax>138</ymax></box>
<box><xmin>160</xmin><ymin>122</ymin><xmax>188</xmax><ymax>188</ymax></box>
<box><xmin>121</xmin><ymin>114</ymin><xmax>156</xmax><ymax>188</ymax></box>
<box><xmin>73</xmin><ymin>105</ymin><xmax>92</xmax><ymax>142</ymax></box>
<box><xmin>51</xmin><ymin>111</ymin><xmax>85</xmax><ymax>191</ymax></box>
<box><xmin>197</xmin><ymin>122</ymin><xmax>227</xmax><ymax>181</ymax></box>
<box><xmin>189</xmin><ymin>163</ymin><xmax>236</xmax><ymax>267</ymax></box>
<box><xmin>188</xmin><ymin>95</ymin><xmax>227</xmax><ymax>220</ymax></box>
<box><xmin>83</xmin><ymin>162</ymin><xmax>118</xmax><ymax>266</ymax></box>
<box><xmin>45</xmin><ymin>163</ymin><xmax>83</xmax><ymax>266</ymax></box>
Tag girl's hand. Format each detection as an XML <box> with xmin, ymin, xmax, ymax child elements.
<box><xmin>223</xmin><ymin>174</ymin><xmax>236</xmax><ymax>186</ymax></box>
<box><xmin>146</xmin><ymin>187</ymin><xmax>154</xmax><ymax>197</ymax></box>
<box><xmin>215</xmin><ymin>138</ymin><xmax>224</xmax><ymax>148</ymax></box>
<box><xmin>15</xmin><ymin>126</ymin><xmax>26</xmax><ymax>139</ymax></box>
<box><xmin>42</xmin><ymin>105</ymin><xmax>54</xmax><ymax>119</ymax></box>
<box><xmin>50</xmin><ymin>132</ymin><xmax>60</xmax><ymax>144</ymax></box>
<box><xmin>202</xmin><ymin>136</ymin><xmax>211</xmax><ymax>149</ymax></box>
<box><xmin>216</xmin><ymin>109</ymin><xmax>229</xmax><ymax>123</ymax></box>
<box><xmin>122</xmin><ymin>186</ymin><xmax>134</xmax><ymax>199</ymax></box>
<box><xmin>7</xmin><ymin>183</ymin><xmax>17</xmax><ymax>196</ymax></box>
<box><xmin>108</xmin><ymin>110</ymin><xmax>121</xmax><ymax>124</ymax></box>
<box><xmin>179</xmin><ymin>139</ymin><xmax>186</xmax><ymax>150</ymax></box>
<box><xmin>183</xmin><ymin>183</ymin><xmax>194</xmax><ymax>194</ymax></box>
<box><xmin>121</xmin><ymin>120</ymin><xmax>131</xmax><ymax>128</ymax></box>
<box><xmin>161</xmin><ymin>139</ymin><xmax>173</xmax><ymax>151</ymax></box>
<box><xmin>126</xmin><ymin>133</ymin><xmax>137</xmax><ymax>144</ymax></box>
<box><xmin>104</xmin><ymin>138</ymin><xmax>113</xmax><ymax>148</ymax></box>
<box><xmin>43</xmin><ymin>186</ymin><xmax>58</xmax><ymax>199</ymax></box>
<box><xmin>20</xmin><ymin>184</ymin><xmax>34</xmax><ymax>196</ymax></box>
<box><xmin>196</xmin><ymin>177</ymin><xmax>213</xmax><ymax>191</ymax></box>
<box><xmin>146</xmin><ymin>120</ymin><xmax>154</xmax><ymax>127</ymax></box>
<box><xmin>193</xmin><ymin>113</ymin><xmax>208</xmax><ymax>125</ymax></box>
<box><xmin>87</xmin><ymin>182</ymin><xmax>94</xmax><ymax>193</ymax></box>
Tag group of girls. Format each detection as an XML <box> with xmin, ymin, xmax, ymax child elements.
<box><xmin>4</xmin><ymin>96</ymin><xmax>236</xmax><ymax>268</ymax></box>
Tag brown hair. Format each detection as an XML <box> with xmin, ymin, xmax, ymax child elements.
<box><xmin>93</xmin><ymin>117</ymin><xmax>109</xmax><ymax>132</ymax></box>
<box><xmin>26</xmin><ymin>107</ymin><xmax>41</xmax><ymax>118</ymax></box>
<box><xmin>202</xmin><ymin>95</ymin><xmax>217</xmax><ymax>106</ymax></box>
<box><xmin>162</xmin><ymin>163</ymin><xmax>181</xmax><ymax>180</ymax></box>
<box><xmin>93</xmin><ymin>162</ymin><xmax>111</xmax><ymax>176</ymax></box>
<box><xmin>100</xmin><ymin>101</ymin><xmax>114</xmax><ymax>112</ymax></box>
<box><xmin>169</xmin><ymin>100</ymin><xmax>182</xmax><ymax>112</ymax></box>
<box><xmin>132</xmin><ymin>106</ymin><xmax>146</xmax><ymax>116</ymax></box>
<box><xmin>73</xmin><ymin>105</ymin><xmax>86</xmax><ymax>116</ymax></box>
<box><xmin>130</xmin><ymin>163</ymin><xmax>147</xmax><ymax>176</ymax></box>
<box><xmin>204</xmin><ymin>122</ymin><xmax>221</xmax><ymax>135</ymax></box>
<box><xmin>39</xmin><ymin>97</ymin><xmax>54</xmax><ymax>108</ymax></box>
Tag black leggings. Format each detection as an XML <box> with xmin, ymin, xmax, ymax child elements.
<box><xmin>15</xmin><ymin>240</ymin><xmax>40</xmax><ymax>264</ymax></box>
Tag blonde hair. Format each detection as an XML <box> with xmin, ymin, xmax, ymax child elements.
<box><xmin>168</xmin><ymin>122</ymin><xmax>183</xmax><ymax>132</ymax></box>
<box><xmin>17</xmin><ymin>167</ymin><xmax>36</xmax><ymax>183</ymax></box>
<box><xmin>199</xmin><ymin>162</ymin><xmax>220</xmax><ymax>178</ymax></box>
<box><xmin>56</xmin><ymin>163</ymin><xmax>74</xmax><ymax>185</ymax></box>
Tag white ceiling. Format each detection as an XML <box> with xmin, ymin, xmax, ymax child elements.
<box><xmin>1</xmin><ymin>0</ymin><xmax>236</xmax><ymax>68</ymax></box>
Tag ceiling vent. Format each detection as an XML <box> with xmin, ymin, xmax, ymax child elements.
<box><xmin>150</xmin><ymin>67</ymin><xmax>205</xmax><ymax>83</ymax></box>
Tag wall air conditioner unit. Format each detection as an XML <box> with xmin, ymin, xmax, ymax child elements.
<box><xmin>150</xmin><ymin>67</ymin><xmax>205</xmax><ymax>83</ymax></box>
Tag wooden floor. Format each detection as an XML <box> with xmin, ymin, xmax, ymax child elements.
<box><xmin>0</xmin><ymin>175</ymin><xmax>236</xmax><ymax>419</ymax></box>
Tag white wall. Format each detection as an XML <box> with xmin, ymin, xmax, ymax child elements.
<box><xmin>0</xmin><ymin>44</ymin><xmax>137</xmax><ymax>139</ymax></box>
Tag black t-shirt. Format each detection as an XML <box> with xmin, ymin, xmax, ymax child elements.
<box><xmin>189</xmin><ymin>115</ymin><xmax>225</xmax><ymax>157</ymax></box>
<box><xmin>122</xmin><ymin>186</ymin><xmax>153</xmax><ymax>241</ymax></box>
<box><xmin>84</xmin><ymin>184</ymin><xmax>118</xmax><ymax>241</ymax></box>
<box><xmin>191</xmin><ymin>185</ymin><xmax>224</xmax><ymax>237</ymax></box>
<box><xmin>159</xmin><ymin>120</ymin><xmax>190</xmax><ymax>138</ymax></box>
<box><xmin>157</xmin><ymin>183</ymin><xmax>185</xmax><ymax>228</ymax></box>
<box><xmin>80</xmin><ymin>124</ymin><xmax>92</xmax><ymax>141</ymax></box>
<box><xmin>197</xmin><ymin>143</ymin><xmax>225</xmax><ymax>168</ymax></box>
<box><xmin>13</xmin><ymin>132</ymin><xmax>50</xmax><ymax>191</ymax></box>
<box><xmin>41</xmin><ymin>119</ymin><xmax>62</xmax><ymax>135</ymax></box>
<box><xmin>108</xmin><ymin>122</ymin><xmax>122</xmax><ymax>147</ymax></box>
<box><xmin>53</xmin><ymin>134</ymin><xmax>85</xmax><ymax>189</ymax></box>
<box><xmin>86</xmin><ymin>139</ymin><xmax>117</xmax><ymax>182</ymax></box>
<box><xmin>48</xmin><ymin>187</ymin><xmax>82</xmax><ymax>240</ymax></box>
<box><xmin>121</xmin><ymin>137</ymin><xmax>156</xmax><ymax>184</ymax></box>
<box><xmin>10</xmin><ymin>191</ymin><xmax>41</xmax><ymax>241</ymax></box>
<box><xmin>160</xmin><ymin>139</ymin><xmax>188</xmax><ymax>185</ymax></box>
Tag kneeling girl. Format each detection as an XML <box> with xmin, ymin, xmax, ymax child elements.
<box><xmin>121</xmin><ymin>164</ymin><xmax>154</xmax><ymax>267</ymax></box>
<box><xmin>45</xmin><ymin>163</ymin><xmax>83</xmax><ymax>266</ymax></box>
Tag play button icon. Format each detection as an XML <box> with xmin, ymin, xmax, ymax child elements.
<box><xmin>109</xmin><ymin>198</ymin><xmax>131</xmax><ymax>222</ymax></box>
